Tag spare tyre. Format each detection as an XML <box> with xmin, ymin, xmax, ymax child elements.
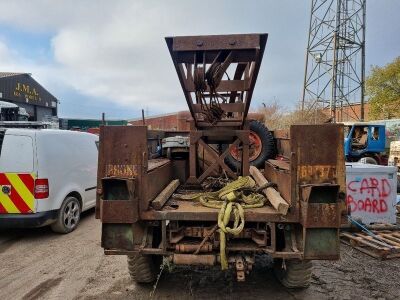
<box><xmin>225</xmin><ymin>120</ymin><xmax>275</xmax><ymax>170</ymax></box>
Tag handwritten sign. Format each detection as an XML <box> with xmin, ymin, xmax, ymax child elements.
<box><xmin>346</xmin><ymin>170</ymin><xmax>396</xmax><ymax>224</ymax></box>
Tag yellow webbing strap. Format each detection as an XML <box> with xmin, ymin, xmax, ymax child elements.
<box><xmin>176</xmin><ymin>176</ymin><xmax>266</xmax><ymax>269</ymax></box>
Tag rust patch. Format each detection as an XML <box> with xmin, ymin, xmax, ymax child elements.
<box><xmin>302</xmin><ymin>203</ymin><xmax>340</xmax><ymax>228</ymax></box>
<box><xmin>105</xmin><ymin>164</ymin><xmax>139</xmax><ymax>178</ymax></box>
<box><xmin>298</xmin><ymin>165</ymin><xmax>337</xmax><ymax>184</ymax></box>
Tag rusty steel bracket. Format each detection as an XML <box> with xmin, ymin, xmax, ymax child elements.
<box><xmin>235</xmin><ymin>256</ymin><xmax>245</xmax><ymax>282</ymax></box>
<box><xmin>169</xmin><ymin>226</ymin><xmax>185</xmax><ymax>244</ymax></box>
<box><xmin>187</xmin><ymin>129</ymin><xmax>250</xmax><ymax>184</ymax></box>
<box><xmin>300</xmin><ymin>184</ymin><xmax>341</xmax><ymax>228</ymax></box>
<box><xmin>228</xmin><ymin>255</ymin><xmax>254</xmax><ymax>282</ymax></box>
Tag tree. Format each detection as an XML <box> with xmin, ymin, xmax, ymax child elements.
<box><xmin>366</xmin><ymin>57</ymin><xmax>400</xmax><ymax>119</ymax></box>
<box><xmin>257</xmin><ymin>100</ymin><xmax>329</xmax><ymax>130</ymax></box>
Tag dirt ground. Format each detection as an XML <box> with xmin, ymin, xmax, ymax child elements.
<box><xmin>1</xmin><ymin>210</ymin><xmax>399</xmax><ymax>300</ymax></box>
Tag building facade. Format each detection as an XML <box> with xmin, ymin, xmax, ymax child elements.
<box><xmin>0</xmin><ymin>72</ymin><xmax>58</xmax><ymax>121</ymax></box>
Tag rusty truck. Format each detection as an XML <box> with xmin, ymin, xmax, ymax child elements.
<box><xmin>95</xmin><ymin>34</ymin><xmax>347</xmax><ymax>287</ymax></box>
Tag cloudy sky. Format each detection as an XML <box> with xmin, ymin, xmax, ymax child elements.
<box><xmin>0</xmin><ymin>0</ymin><xmax>398</xmax><ymax>119</ymax></box>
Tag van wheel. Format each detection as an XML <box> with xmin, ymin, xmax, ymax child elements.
<box><xmin>51</xmin><ymin>196</ymin><xmax>81</xmax><ymax>234</ymax></box>
<box><xmin>274</xmin><ymin>259</ymin><xmax>313</xmax><ymax>288</ymax></box>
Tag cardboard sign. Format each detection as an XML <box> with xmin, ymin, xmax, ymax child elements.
<box><xmin>346</xmin><ymin>164</ymin><xmax>397</xmax><ymax>224</ymax></box>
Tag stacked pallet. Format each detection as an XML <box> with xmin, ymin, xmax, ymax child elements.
<box><xmin>341</xmin><ymin>230</ymin><xmax>400</xmax><ymax>259</ymax></box>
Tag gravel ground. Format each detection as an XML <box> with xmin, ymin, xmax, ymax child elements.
<box><xmin>0</xmin><ymin>210</ymin><xmax>399</xmax><ymax>300</ymax></box>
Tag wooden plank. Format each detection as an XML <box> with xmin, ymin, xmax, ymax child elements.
<box><xmin>249</xmin><ymin>166</ymin><xmax>289</xmax><ymax>215</ymax></box>
<box><xmin>151</xmin><ymin>179</ymin><xmax>180</xmax><ymax>210</ymax></box>
<box><xmin>353</xmin><ymin>233</ymin><xmax>393</xmax><ymax>249</ymax></box>
<box><xmin>340</xmin><ymin>231</ymin><xmax>400</xmax><ymax>260</ymax></box>
<box><xmin>376</xmin><ymin>233</ymin><xmax>400</xmax><ymax>245</ymax></box>
<box><xmin>148</xmin><ymin>158</ymin><xmax>170</xmax><ymax>172</ymax></box>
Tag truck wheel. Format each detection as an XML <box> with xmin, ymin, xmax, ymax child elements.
<box><xmin>127</xmin><ymin>254</ymin><xmax>160</xmax><ymax>283</ymax></box>
<box><xmin>51</xmin><ymin>196</ymin><xmax>81</xmax><ymax>234</ymax></box>
<box><xmin>274</xmin><ymin>259</ymin><xmax>313</xmax><ymax>288</ymax></box>
<box><xmin>225</xmin><ymin>120</ymin><xmax>275</xmax><ymax>170</ymax></box>
<box><xmin>359</xmin><ymin>156</ymin><xmax>378</xmax><ymax>165</ymax></box>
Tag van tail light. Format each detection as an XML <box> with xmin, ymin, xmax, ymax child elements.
<box><xmin>34</xmin><ymin>179</ymin><xmax>49</xmax><ymax>199</ymax></box>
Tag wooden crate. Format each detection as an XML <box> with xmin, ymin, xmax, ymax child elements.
<box><xmin>341</xmin><ymin>230</ymin><xmax>400</xmax><ymax>259</ymax></box>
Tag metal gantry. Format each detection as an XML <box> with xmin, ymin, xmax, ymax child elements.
<box><xmin>301</xmin><ymin>0</ymin><xmax>366</xmax><ymax>122</ymax></box>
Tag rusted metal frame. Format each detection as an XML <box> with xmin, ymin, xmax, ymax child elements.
<box><xmin>104</xmin><ymin>248</ymin><xmax>173</xmax><ymax>256</ymax></box>
<box><xmin>229</xmin><ymin>63</ymin><xmax>248</xmax><ymax>103</ymax></box>
<box><xmin>188</xmin><ymin>129</ymin><xmax>249</xmax><ymax>183</ymax></box>
<box><xmin>167</xmin><ymin>34</ymin><xmax>267</xmax><ymax>126</ymax></box>
<box><xmin>267</xmin><ymin>251</ymin><xmax>304</xmax><ymax>259</ymax></box>
<box><xmin>188</xmin><ymin>130</ymin><xmax>201</xmax><ymax>183</ymax></box>
<box><xmin>185</xmin><ymin>80</ymin><xmax>247</xmax><ymax>92</ymax></box>
<box><xmin>173</xmin><ymin>50</ymin><xmax>257</xmax><ymax>64</ymax></box>
<box><xmin>197</xmin><ymin>121</ymin><xmax>242</xmax><ymax>127</ymax></box>
<box><xmin>197</xmin><ymin>138</ymin><xmax>238</xmax><ymax>182</ymax></box>
<box><xmin>96</xmin><ymin>126</ymin><xmax>147</xmax><ymax>220</ymax></box>
<box><xmin>185</xmin><ymin>63</ymin><xmax>193</xmax><ymax>82</ymax></box>
<box><xmin>105</xmin><ymin>248</ymin><xmax>304</xmax><ymax>259</ymax></box>
<box><xmin>95</xmin><ymin>125</ymin><xmax>106</xmax><ymax>219</ymax></box>
<box><xmin>161</xmin><ymin>220</ymin><xmax>167</xmax><ymax>252</ymax></box>
<box><xmin>171</xmin><ymin>34</ymin><xmax>261</xmax><ymax>51</ymax></box>
<box><xmin>302</xmin><ymin>203</ymin><xmax>341</xmax><ymax>228</ymax></box>
<box><xmin>290</xmin><ymin>124</ymin><xmax>346</xmax><ymax>227</ymax></box>
<box><xmin>241</xmin><ymin>35</ymin><xmax>267</xmax><ymax>124</ymax></box>
<box><xmin>266</xmin><ymin>222</ymin><xmax>276</xmax><ymax>252</ymax></box>
<box><xmin>169</xmin><ymin>226</ymin><xmax>185</xmax><ymax>244</ymax></box>
<box><xmin>299</xmin><ymin>184</ymin><xmax>341</xmax><ymax>228</ymax></box>
<box><xmin>100</xmin><ymin>179</ymin><xmax>138</xmax><ymax>223</ymax></box>
<box><xmin>140</xmin><ymin>209</ymin><xmax>298</xmax><ymax>223</ymax></box>
<box><xmin>192</xmin><ymin>103</ymin><xmax>245</xmax><ymax>113</ymax></box>
<box><xmin>176</xmin><ymin>243</ymin><xmax>213</xmax><ymax>253</ymax></box>
<box><xmin>166</xmin><ymin>38</ymin><xmax>197</xmax><ymax>127</ymax></box>
<box><xmin>172</xmin><ymin>254</ymin><xmax>216</xmax><ymax>266</ymax></box>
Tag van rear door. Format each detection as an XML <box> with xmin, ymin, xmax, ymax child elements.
<box><xmin>0</xmin><ymin>131</ymin><xmax>36</xmax><ymax>214</ymax></box>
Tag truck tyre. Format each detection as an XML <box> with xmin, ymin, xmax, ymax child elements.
<box><xmin>127</xmin><ymin>254</ymin><xmax>160</xmax><ymax>283</ymax></box>
<box><xmin>274</xmin><ymin>259</ymin><xmax>313</xmax><ymax>288</ymax></box>
<box><xmin>359</xmin><ymin>156</ymin><xmax>378</xmax><ymax>165</ymax></box>
<box><xmin>225</xmin><ymin>120</ymin><xmax>275</xmax><ymax>170</ymax></box>
<box><xmin>51</xmin><ymin>196</ymin><xmax>81</xmax><ymax>234</ymax></box>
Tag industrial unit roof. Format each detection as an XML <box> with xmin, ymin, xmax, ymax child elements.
<box><xmin>0</xmin><ymin>72</ymin><xmax>30</xmax><ymax>78</ymax></box>
<box><xmin>0</xmin><ymin>72</ymin><xmax>58</xmax><ymax>108</ymax></box>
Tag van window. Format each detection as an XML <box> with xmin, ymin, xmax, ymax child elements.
<box><xmin>0</xmin><ymin>130</ymin><xmax>5</xmax><ymax>155</ymax></box>
<box><xmin>0</xmin><ymin>135</ymin><xmax>34</xmax><ymax>172</ymax></box>
<box><xmin>370</xmin><ymin>126</ymin><xmax>379</xmax><ymax>140</ymax></box>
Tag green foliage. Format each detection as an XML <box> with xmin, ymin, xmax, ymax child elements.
<box><xmin>366</xmin><ymin>57</ymin><xmax>400</xmax><ymax>119</ymax></box>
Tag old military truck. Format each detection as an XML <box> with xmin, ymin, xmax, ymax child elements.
<box><xmin>96</xmin><ymin>34</ymin><xmax>346</xmax><ymax>287</ymax></box>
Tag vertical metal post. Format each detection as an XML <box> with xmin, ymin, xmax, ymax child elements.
<box><xmin>360</xmin><ymin>0</ymin><xmax>367</xmax><ymax>121</ymax></box>
<box><xmin>102</xmin><ymin>112</ymin><xmax>105</xmax><ymax>125</ymax></box>
<box><xmin>141</xmin><ymin>109</ymin><xmax>145</xmax><ymax>125</ymax></box>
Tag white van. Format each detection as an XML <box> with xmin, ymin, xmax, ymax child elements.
<box><xmin>0</xmin><ymin>128</ymin><xmax>98</xmax><ymax>233</ymax></box>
